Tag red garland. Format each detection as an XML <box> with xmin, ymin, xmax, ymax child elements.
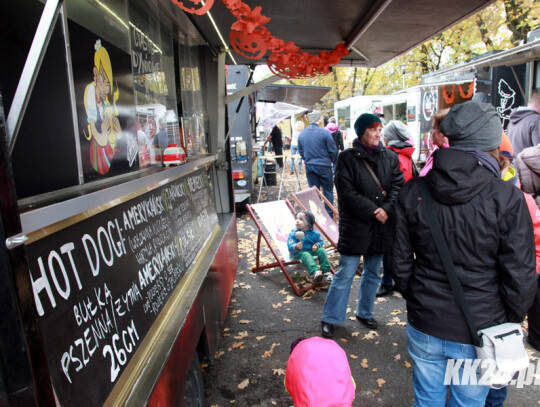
<box><xmin>171</xmin><ymin>0</ymin><xmax>349</xmax><ymax>79</ymax></box>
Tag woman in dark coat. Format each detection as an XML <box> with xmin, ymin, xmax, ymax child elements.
<box><xmin>321</xmin><ymin>113</ymin><xmax>404</xmax><ymax>338</ymax></box>
<box><xmin>392</xmin><ymin>101</ymin><xmax>536</xmax><ymax>406</ymax></box>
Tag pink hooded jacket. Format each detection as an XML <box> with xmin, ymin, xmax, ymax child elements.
<box><xmin>285</xmin><ymin>337</ymin><xmax>355</xmax><ymax>407</ymax></box>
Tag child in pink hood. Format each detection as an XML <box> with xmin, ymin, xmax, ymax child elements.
<box><xmin>285</xmin><ymin>337</ymin><xmax>355</xmax><ymax>406</ymax></box>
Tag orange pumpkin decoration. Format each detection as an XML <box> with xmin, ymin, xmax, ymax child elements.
<box><xmin>170</xmin><ymin>0</ymin><xmax>214</xmax><ymax>15</ymax></box>
<box><xmin>230</xmin><ymin>30</ymin><xmax>267</xmax><ymax>59</ymax></box>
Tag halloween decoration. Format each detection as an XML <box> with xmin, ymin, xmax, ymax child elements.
<box><xmin>230</xmin><ymin>29</ymin><xmax>267</xmax><ymax>59</ymax></box>
<box><xmin>171</xmin><ymin>0</ymin><xmax>349</xmax><ymax>79</ymax></box>
<box><xmin>170</xmin><ymin>0</ymin><xmax>215</xmax><ymax>15</ymax></box>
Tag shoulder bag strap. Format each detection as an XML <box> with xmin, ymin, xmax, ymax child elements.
<box><xmin>362</xmin><ymin>159</ymin><xmax>386</xmax><ymax>197</ymax></box>
<box><xmin>419</xmin><ymin>182</ymin><xmax>481</xmax><ymax>346</ymax></box>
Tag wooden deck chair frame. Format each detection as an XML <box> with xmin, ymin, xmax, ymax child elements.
<box><xmin>289</xmin><ymin>187</ymin><xmax>339</xmax><ymax>250</ymax></box>
<box><xmin>246</xmin><ymin>199</ymin><xmax>332</xmax><ymax>296</ymax></box>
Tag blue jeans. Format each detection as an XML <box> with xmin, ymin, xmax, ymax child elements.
<box><xmin>322</xmin><ymin>254</ymin><xmax>383</xmax><ymax>324</ymax></box>
<box><xmin>407</xmin><ymin>324</ymin><xmax>489</xmax><ymax>407</ymax></box>
<box><xmin>484</xmin><ymin>387</ymin><xmax>507</xmax><ymax>407</ymax></box>
<box><xmin>305</xmin><ymin>164</ymin><xmax>334</xmax><ymax>216</ymax></box>
<box><xmin>289</xmin><ymin>145</ymin><xmax>302</xmax><ymax>173</ymax></box>
<box><xmin>381</xmin><ymin>254</ymin><xmax>393</xmax><ymax>286</ymax></box>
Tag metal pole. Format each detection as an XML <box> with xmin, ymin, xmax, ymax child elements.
<box><xmin>7</xmin><ymin>0</ymin><xmax>62</xmax><ymax>154</ymax></box>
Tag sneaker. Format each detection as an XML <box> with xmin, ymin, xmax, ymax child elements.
<box><xmin>312</xmin><ymin>269</ymin><xmax>323</xmax><ymax>283</ymax></box>
<box><xmin>323</xmin><ymin>272</ymin><xmax>333</xmax><ymax>283</ymax></box>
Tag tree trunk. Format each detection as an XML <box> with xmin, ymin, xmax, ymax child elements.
<box><xmin>475</xmin><ymin>14</ymin><xmax>494</xmax><ymax>50</ymax></box>
<box><xmin>503</xmin><ymin>0</ymin><xmax>532</xmax><ymax>45</ymax></box>
<box><xmin>332</xmin><ymin>69</ymin><xmax>341</xmax><ymax>102</ymax></box>
<box><xmin>351</xmin><ymin>68</ymin><xmax>358</xmax><ymax>97</ymax></box>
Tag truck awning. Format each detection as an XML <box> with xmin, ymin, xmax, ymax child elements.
<box><xmin>184</xmin><ymin>0</ymin><xmax>496</xmax><ymax>68</ymax></box>
<box><xmin>257</xmin><ymin>85</ymin><xmax>331</xmax><ymax>106</ymax></box>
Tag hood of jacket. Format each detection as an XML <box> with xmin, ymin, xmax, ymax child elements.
<box><xmin>326</xmin><ymin>122</ymin><xmax>339</xmax><ymax>133</ymax></box>
<box><xmin>388</xmin><ymin>143</ymin><xmax>415</xmax><ymax>158</ymax></box>
<box><xmin>425</xmin><ymin>148</ymin><xmax>497</xmax><ymax>206</ymax></box>
<box><xmin>518</xmin><ymin>144</ymin><xmax>540</xmax><ymax>175</ymax></box>
<box><xmin>510</xmin><ymin>107</ymin><xmax>540</xmax><ymax>125</ymax></box>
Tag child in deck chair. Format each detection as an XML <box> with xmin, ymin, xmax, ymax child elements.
<box><xmin>287</xmin><ymin>210</ymin><xmax>332</xmax><ymax>283</ymax></box>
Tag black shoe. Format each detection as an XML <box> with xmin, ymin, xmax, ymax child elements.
<box><xmin>376</xmin><ymin>284</ymin><xmax>394</xmax><ymax>297</ymax></box>
<box><xmin>356</xmin><ymin>316</ymin><xmax>378</xmax><ymax>329</ymax></box>
<box><xmin>321</xmin><ymin>321</ymin><xmax>334</xmax><ymax>338</ymax></box>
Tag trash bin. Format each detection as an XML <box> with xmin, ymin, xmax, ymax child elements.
<box><xmin>263</xmin><ymin>159</ymin><xmax>277</xmax><ymax>186</ymax></box>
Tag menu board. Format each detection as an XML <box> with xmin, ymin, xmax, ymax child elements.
<box><xmin>24</xmin><ymin>168</ymin><xmax>217</xmax><ymax>406</ymax></box>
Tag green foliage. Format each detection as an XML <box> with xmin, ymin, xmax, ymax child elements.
<box><xmin>282</xmin><ymin>0</ymin><xmax>539</xmax><ymax>113</ymax></box>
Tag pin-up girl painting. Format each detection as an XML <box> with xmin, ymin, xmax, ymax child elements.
<box><xmin>83</xmin><ymin>39</ymin><xmax>122</xmax><ymax>174</ymax></box>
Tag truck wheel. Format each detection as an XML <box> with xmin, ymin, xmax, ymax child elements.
<box><xmin>184</xmin><ymin>352</ymin><xmax>205</xmax><ymax>406</ymax></box>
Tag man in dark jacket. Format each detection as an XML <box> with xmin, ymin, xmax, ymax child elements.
<box><xmin>321</xmin><ymin>113</ymin><xmax>403</xmax><ymax>338</ymax></box>
<box><xmin>506</xmin><ymin>93</ymin><xmax>540</xmax><ymax>155</ymax></box>
<box><xmin>298</xmin><ymin>110</ymin><xmax>337</xmax><ymax>216</ymax></box>
<box><xmin>392</xmin><ymin>100</ymin><xmax>536</xmax><ymax>406</ymax></box>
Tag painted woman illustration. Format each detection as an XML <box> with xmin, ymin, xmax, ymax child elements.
<box><xmin>83</xmin><ymin>39</ymin><xmax>122</xmax><ymax>174</ymax></box>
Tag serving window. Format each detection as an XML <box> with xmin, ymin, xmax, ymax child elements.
<box><xmin>2</xmin><ymin>0</ymin><xmax>208</xmax><ymax>203</ymax></box>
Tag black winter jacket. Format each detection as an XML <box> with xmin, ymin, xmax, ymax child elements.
<box><xmin>335</xmin><ymin>138</ymin><xmax>404</xmax><ymax>255</ymax></box>
<box><xmin>392</xmin><ymin>148</ymin><xmax>536</xmax><ymax>345</ymax></box>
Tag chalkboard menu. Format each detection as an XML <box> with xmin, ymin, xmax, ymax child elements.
<box><xmin>24</xmin><ymin>168</ymin><xmax>217</xmax><ymax>406</ymax></box>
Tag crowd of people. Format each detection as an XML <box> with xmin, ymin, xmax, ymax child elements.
<box><xmin>277</xmin><ymin>96</ymin><xmax>540</xmax><ymax>407</ymax></box>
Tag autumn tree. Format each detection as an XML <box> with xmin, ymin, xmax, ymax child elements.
<box><xmin>279</xmin><ymin>0</ymin><xmax>539</xmax><ymax>110</ymax></box>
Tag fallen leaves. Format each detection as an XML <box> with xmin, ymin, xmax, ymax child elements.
<box><xmin>394</xmin><ymin>354</ymin><xmax>401</xmax><ymax>362</ymax></box>
<box><xmin>273</xmin><ymin>368</ymin><xmax>285</xmax><ymax>376</ymax></box>
<box><xmin>351</xmin><ymin>331</ymin><xmax>360</xmax><ymax>337</ymax></box>
<box><xmin>232</xmin><ymin>341</ymin><xmax>244</xmax><ymax>349</ymax></box>
<box><xmin>239</xmin><ymin>319</ymin><xmax>252</xmax><ymax>324</ymax></box>
<box><xmin>386</xmin><ymin>317</ymin><xmax>406</xmax><ymax>327</ymax></box>
<box><xmin>234</xmin><ymin>331</ymin><xmax>248</xmax><ymax>339</ymax></box>
<box><xmin>256</xmin><ymin>335</ymin><xmax>266</xmax><ymax>341</ymax></box>
<box><xmin>404</xmin><ymin>361</ymin><xmax>412</xmax><ymax>368</ymax></box>
<box><xmin>262</xmin><ymin>343</ymin><xmax>280</xmax><ymax>358</ymax></box>
<box><xmin>350</xmin><ymin>354</ymin><xmax>358</xmax><ymax>359</ymax></box>
<box><xmin>283</xmin><ymin>295</ymin><xmax>295</xmax><ymax>304</ymax></box>
<box><xmin>377</xmin><ymin>378</ymin><xmax>386</xmax><ymax>388</ymax></box>
<box><xmin>214</xmin><ymin>350</ymin><xmax>225</xmax><ymax>359</ymax></box>
<box><xmin>238</xmin><ymin>379</ymin><xmax>249</xmax><ymax>389</ymax></box>
<box><xmin>283</xmin><ymin>317</ymin><xmax>291</xmax><ymax>322</ymax></box>
<box><xmin>361</xmin><ymin>359</ymin><xmax>369</xmax><ymax>369</ymax></box>
<box><xmin>363</xmin><ymin>331</ymin><xmax>379</xmax><ymax>340</ymax></box>
<box><xmin>390</xmin><ymin>309</ymin><xmax>402</xmax><ymax>315</ymax></box>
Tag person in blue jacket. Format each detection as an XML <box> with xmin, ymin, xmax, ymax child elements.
<box><xmin>287</xmin><ymin>210</ymin><xmax>332</xmax><ymax>283</ymax></box>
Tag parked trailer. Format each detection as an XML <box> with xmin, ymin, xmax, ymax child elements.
<box><xmin>334</xmin><ymin>90</ymin><xmax>422</xmax><ymax>157</ymax></box>
<box><xmin>226</xmin><ymin>65</ymin><xmax>260</xmax><ymax>206</ymax></box>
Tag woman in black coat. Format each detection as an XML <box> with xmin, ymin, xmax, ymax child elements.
<box><xmin>321</xmin><ymin>113</ymin><xmax>403</xmax><ymax>338</ymax></box>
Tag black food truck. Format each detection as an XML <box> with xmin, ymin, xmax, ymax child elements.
<box><xmin>0</xmin><ymin>0</ymin><xmax>497</xmax><ymax>405</ymax></box>
<box><xmin>1</xmin><ymin>0</ymin><xmax>238</xmax><ymax>405</ymax></box>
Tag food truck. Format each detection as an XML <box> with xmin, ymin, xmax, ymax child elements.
<box><xmin>0</xmin><ymin>0</ymin><xmax>497</xmax><ymax>405</ymax></box>
<box><xmin>0</xmin><ymin>1</ymin><xmax>238</xmax><ymax>405</ymax></box>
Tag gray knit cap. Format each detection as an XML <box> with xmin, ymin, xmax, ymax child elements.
<box><xmin>307</xmin><ymin>110</ymin><xmax>322</xmax><ymax>124</ymax></box>
<box><xmin>439</xmin><ymin>100</ymin><xmax>502</xmax><ymax>152</ymax></box>
<box><xmin>383</xmin><ymin>121</ymin><xmax>410</xmax><ymax>146</ymax></box>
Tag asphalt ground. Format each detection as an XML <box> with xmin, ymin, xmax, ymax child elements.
<box><xmin>203</xmin><ymin>150</ymin><xmax>540</xmax><ymax>407</ymax></box>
